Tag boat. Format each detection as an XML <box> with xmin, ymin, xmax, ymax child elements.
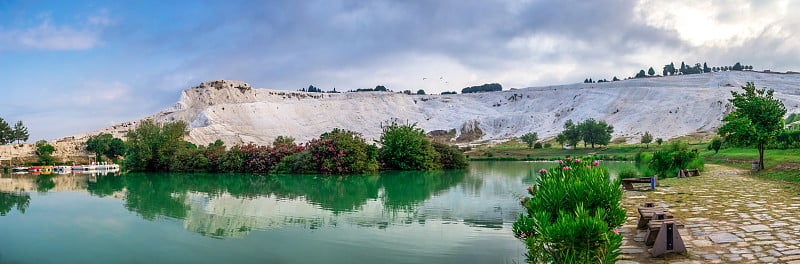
<box><xmin>11</xmin><ymin>167</ymin><xmax>28</xmax><ymax>172</ymax></box>
<box><xmin>53</xmin><ymin>166</ymin><xmax>72</xmax><ymax>174</ymax></box>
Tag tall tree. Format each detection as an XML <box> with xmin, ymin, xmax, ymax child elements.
<box><xmin>641</xmin><ymin>131</ymin><xmax>653</xmax><ymax>148</ymax></box>
<box><xmin>703</xmin><ymin>62</ymin><xmax>711</xmax><ymax>73</ymax></box>
<box><xmin>0</xmin><ymin>118</ymin><xmax>11</xmax><ymax>144</ymax></box>
<box><xmin>12</xmin><ymin>121</ymin><xmax>29</xmax><ymax>144</ymax></box>
<box><xmin>560</xmin><ymin>120</ymin><xmax>582</xmax><ymax>148</ymax></box>
<box><xmin>578</xmin><ymin>119</ymin><xmax>614</xmax><ymax>148</ymax></box>
<box><xmin>635</xmin><ymin>70</ymin><xmax>646</xmax><ymax>78</ymax></box>
<box><xmin>648</xmin><ymin>67</ymin><xmax>655</xmax><ymax>76</ymax></box>
<box><xmin>718</xmin><ymin>82</ymin><xmax>786</xmax><ymax>170</ymax></box>
<box><xmin>520</xmin><ymin>132</ymin><xmax>539</xmax><ymax>149</ymax></box>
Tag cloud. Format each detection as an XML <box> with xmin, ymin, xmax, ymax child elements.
<box><xmin>0</xmin><ymin>11</ymin><xmax>112</xmax><ymax>51</ymax></box>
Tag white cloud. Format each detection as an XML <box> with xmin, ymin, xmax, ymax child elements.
<box><xmin>0</xmin><ymin>11</ymin><xmax>112</xmax><ymax>51</ymax></box>
<box><xmin>634</xmin><ymin>0</ymin><xmax>790</xmax><ymax>47</ymax></box>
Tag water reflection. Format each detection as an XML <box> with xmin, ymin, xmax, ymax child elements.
<box><xmin>0</xmin><ymin>191</ymin><xmax>30</xmax><ymax>216</ymax></box>
<box><xmin>2</xmin><ymin>161</ymin><xmax>595</xmax><ymax>240</ymax></box>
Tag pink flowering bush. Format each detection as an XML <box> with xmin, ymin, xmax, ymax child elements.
<box><xmin>308</xmin><ymin>128</ymin><xmax>379</xmax><ymax>174</ymax></box>
<box><xmin>515</xmin><ymin>157</ymin><xmax>625</xmax><ymax>263</ymax></box>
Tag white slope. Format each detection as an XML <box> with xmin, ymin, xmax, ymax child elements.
<box><xmin>71</xmin><ymin>71</ymin><xmax>800</xmax><ymax>146</ymax></box>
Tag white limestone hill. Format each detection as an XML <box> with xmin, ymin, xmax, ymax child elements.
<box><xmin>69</xmin><ymin>71</ymin><xmax>800</xmax><ymax>146</ymax></box>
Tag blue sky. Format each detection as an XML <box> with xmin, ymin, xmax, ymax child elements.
<box><xmin>2</xmin><ymin>0</ymin><xmax>799</xmax><ymax>141</ymax></box>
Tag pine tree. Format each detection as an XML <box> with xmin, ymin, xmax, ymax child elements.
<box><xmin>12</xmin><ymin>121</ymin><xmax>29</xmax><ymax>144</ymax></box>
<box><xmin>648</xmin><ymin>67</ymin><xmax>655</xmax><ymax>76</ymax></box>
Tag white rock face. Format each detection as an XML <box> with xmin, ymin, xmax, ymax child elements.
<box><xmin>69</xmin><ymin>72</ymin><xmax>800</xmax><ymax>147</ymax></box>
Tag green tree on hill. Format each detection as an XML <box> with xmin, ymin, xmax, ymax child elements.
<box><xmin>35</xmin><ymin>140</ymin><xmax>56</xmax><ymax>165</ymax></box>
<box><xmin>718</xmin><ymin>82</ymin><xmax>786</xmax><ymax>170</ymax></box>
<box><xmin>520</xmin><ymin>132</ymin><xmax>539</xmax><ymax>149</ymax></box>
<box><xmin>578</xmin><ymin>119</ymin><xmax>614</xmax><ymax>148</ymax></box>
<box><xmin>648</xmin><ymin>67</ymin><xmax>655</xmax><ymax>76</ymax></box>
<box><xmin>641</xmin><ymin>131</ymin><xmax>653</xmax><ymax>148</ymax></box>
<box><xmin>12</xmin><ymin>121</ymin><xmax>29</xmax><ymax>144</ymax></box>
<box><xmin>0</xmin><ymin>118</ymin><xmax>12</xmax><ymax>145</ymax></box>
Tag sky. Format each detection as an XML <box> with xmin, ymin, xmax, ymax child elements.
<box><xmin>1</xmin><ymin>0</ymin><xmax>799</xmax><ymax>141</ymax></box>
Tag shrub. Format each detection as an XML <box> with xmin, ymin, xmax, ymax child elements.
<box><xmin>271</xmin><ymin>151</ymin><xmax>317</xmax><ymax>174</ymax></box>
<box><xmin>533</xmin><ymin>142</ymin><xmax>543</xmax><ymax>149</ymax></box>
<box><xmin>309</xmin><ymin>128</ymin><xmax>379</xmax><ymax>174</ymax></box>
<box><xmin>617</xmin><ymin>168</ymin><xmax>639</xmax><ymax>179</ymax></box>
<box><xmin>432</xmin><ymin>142</ymin><xmax>468</xmax><ymax>169</ymax></box>
<box><xmin>514</xmin><ymin>158</ymin><xmax>625</xmax><ymax>263</ymax></box>
<box><xmin>544</xmin><ymin>143</ymin><xmax>552</xmax><ymax>148</ymax></box>
<box><xmin>379</xmin><ymin>123</ymin><xmax>441</xmax><ymax>170</ymax></box>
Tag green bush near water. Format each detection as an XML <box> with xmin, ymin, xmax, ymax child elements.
<box><xmin>513</xmin><ymin>158</ymin><xmax>625</xmax><ymax>263</ymax></box>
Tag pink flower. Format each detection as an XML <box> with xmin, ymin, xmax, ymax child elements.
<box><xmin>539</xmin><ymin>168</ymin><xmax>547</xmax><ymax>173</ymax></box>
<box><xmin>557</xmin><ymin>160</ymin><xmax>563</xmax><ymax>164</ymax></box>
<box><xmin>575</xmin><ymin>159</ymin><xmax>581</xmax><ymax>163</ymax></box>
<box><xmin>563</xmin><ymin>166</ymin><xmax>572</xmax><ymax>170</ymax></box>
<box><xmin>586</xmin><ymin>165</ymin><xmax>592</xmax><ymax>168</ymax></box>
<box><xmin>592</xmin><ymin>160</ymin><xmax>599</xmax><ymax>166</ymax></box>
<box><xmin>613</xmin><ymin>229</ymin><xmax>620</xmax><ymax>234</ymax></box>
<box><xmin>566</xmin><ymin>157</ymin><xmax>572</xmax><ymax>161</ymax></box>
<box><xmin>526</xmin><ymin>186</ymin><xmax>533</xmax><ymax>191</ymax></box>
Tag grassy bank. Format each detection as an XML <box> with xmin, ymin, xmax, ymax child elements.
<box><xmin>702</xmin><ymin>147</ymin><xmax>800</xmax><ymax>184</ymax></box>
<box><xmin>468</xmin><ymin>139</ymin><xmax>799</xmax><ymax>184</ymax></box>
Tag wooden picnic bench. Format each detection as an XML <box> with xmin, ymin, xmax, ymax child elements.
<box><xmin>677</xmin><ymin>168</ymin><xmax>700</xmax><ymax>178</ymax></box>
<box><xmin>637</xmin><ymin>207</ymin><xmax>673</xmax><ymax>229</ymax></box>
<box><xmin>621</xmin><ymin>176</ymin><xmax>657</xmax><ymax>190</ymax></box>
<box><xmin>636</xmin><ymin>202</ymin><xmax>687</xmax><ymax>257</ymax></box>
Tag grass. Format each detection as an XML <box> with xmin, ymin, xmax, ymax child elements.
<box><xmin>466</xmin><ymin>140</ymin><xmax>655</xmax><ymax>161</ymax></box>
<box><xmin>469</xmin><ymin>139</ymin><xmax>800</xmax><ymax>184</ymax></box>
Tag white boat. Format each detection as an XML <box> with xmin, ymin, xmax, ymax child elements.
<box><xmin>53</xmin><ymin>166</ymin><xmax>72</xmax><ymax>174</ymax></box>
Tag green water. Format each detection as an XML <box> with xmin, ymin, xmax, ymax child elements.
<box><xmin>0</xmin><ymin>161</ymin><xmax>633</xmax><ymax>263</ymax></box>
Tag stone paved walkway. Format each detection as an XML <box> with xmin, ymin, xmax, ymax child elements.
<box><xmin>619</xmin><ymin>164</ymin><xmax>800</xmax><ymax>263</ymax></box>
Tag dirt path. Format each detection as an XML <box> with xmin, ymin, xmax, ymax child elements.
<box><xmin>618</xmin><ymin>164</ymin><xmax>800</xmax><ymax>263</ymax></box>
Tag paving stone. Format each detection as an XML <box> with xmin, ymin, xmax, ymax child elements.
<box><xmin>740</xmin><ymin>224</ymin><xmax>771</xmax><ymax>232</ymax></box>
<box><xmin>620</xmin><ymin>248</ymin><xmax>645</xmax><ymax>254</ymax></box>
<box><xmin>785</xmin><ymin>249</ymin><xmax>800</xmax><ymax>255</ymax></box>
<box><xmin>703</xmin><ymin>254</ymin><xmax>719</xmax><ymax>260</ymax></box>
<box><xmin>709</xmin><ymin>233</ymin><xmax>742</xmax><ymax>243</ymax></box>
<box><xmin>760</xmin><ymin>256</ymin><xmax>779</xmax><ymax>262</ymax></box>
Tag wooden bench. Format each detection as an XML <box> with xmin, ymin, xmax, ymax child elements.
<box><xmin>646</xmin><ymin>220</ymin><xmax>686</xmax><ymax>256</ymax></box>
<box><xmin>637</xmin><ymin>207</ymin><xmax>674</xmax><ymax>229</ymax></box>
<box><xmin>621</xmin><ymin>176</ymin><xmax>657</xmax><ymax>190</ymax></box>
<box><xmin>677</xmin><ymin>168</ymin><xmax>700</xmax><ymax>178</ymax></box>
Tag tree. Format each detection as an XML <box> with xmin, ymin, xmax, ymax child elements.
<box><xmin>416</xmin><ymin>89</ymin><xmax>426</xmax><ymax>95</ymax></box>
<box><xmin>641</xmin><ymin>131</ymin><xmax>653</xmax><ymax>148</ymax></box>
<box><xmin>732</xmin><ymin>62</ymin><xmax>743</xmax><ymax>71</ymax></box>
<box><xmin>35</xmin><ymin>140</ymin><xmax>56</xmax><ymax>165</ymax></box>
<box><xmin>374</xmin><ymin>85</ymin><xmax>388</xmax><ymax>91</ymax></box>
<box><xmin>520</xmin><ymin>132</ymin><xmax>539</xmax><ymax>149</ymax></box>
<box><xmin>709</xmin><ymin>137</ymin><xmax>722</xmax><ymax>154</ymax></box>
<box><xmin>0</xmin><ymin>118</ymin><xmax>12</xmax><ymax>144</ymax></box>
<box><xmin>578</xmin><ymin>119</ymin><xmax>614</xmax><ymax>148</ymax></box>
<box><xmin>679</xmin><ymin>61</ymin><xmax>686</xmax><ymax>74</ymax></box>
<box><xmin>648</xmin><ymin>67</ymin><xmax>655</xmax><ymax>76</ymax></box>
<box><xmin>558</xmin><ymin>119</ymin><xmax>582</xmax><ymax>148</ymax></box>
<box><xmin>379</xmin><ymin>123</ymin><xmax>440</xmax><ymax>170</ymax></box>
<box><xmin>12</xmin><ymin>121</ymin><xmax>29</xmax><ymax>144</ymax></box>
<box><xmin>635</xmin><ymin>70</ymin><xmax>646</xmax><ymax>78</ymax></box>
<box><xmin>656</xmin><ymin>138</ymin><xmax>663</xmax><ymax>146</ymax></box>
<box><xmin>124</xmin><ymin>120</ymin><xmax>189</xmax><ymax>171</ymax></box>
<box><xmin>86</xmin><ymin>134</ymin><xmax>113</xmax><ymax>161</ymax></box>
<box><xmin>669</xmin><ymin>62</ymin><xmax>676</xmax><ymax>75</ymax></box>
<box><xmin>718</xmin><ymin>82</ymin><xmax>786</xmax><ymax>170</ymax></box>
<box><xmin>703</xmin><ymin>62</ymin><xmax>711</xmax><ymax>73</ymax></box>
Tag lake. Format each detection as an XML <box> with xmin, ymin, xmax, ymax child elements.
<box><xmin>0</xmin><ymin>161</ymin><xmax>635</xmax><ymax>264</ymax></box>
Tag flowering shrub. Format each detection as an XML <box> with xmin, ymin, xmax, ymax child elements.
<box><xmin>308</xmin><ymin>129</ymin><xmax>379</xmax><ymax>174</ymax></box>
<box><xmin>513</xmin><ymin>158</ymin><xmax>625</xmax><ymax>263</ymax></box>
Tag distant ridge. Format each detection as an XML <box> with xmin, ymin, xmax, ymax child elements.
<box><xmin>67</xmin><ymin>71</ymin><xmax>800</xmax><ymax>146</ymax></box>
